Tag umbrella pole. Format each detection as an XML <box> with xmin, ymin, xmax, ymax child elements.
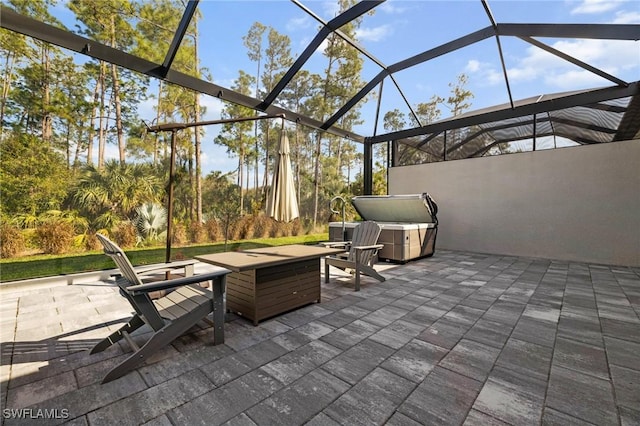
<box><xmin>166</xmin><ymin>129</ymin><xmax>177</xmax><ymax>263</ymax></box>
<box><xmin>144</xmin><ymin>114</ymin><xmax>286</xmax><ymax>260</ymax></box>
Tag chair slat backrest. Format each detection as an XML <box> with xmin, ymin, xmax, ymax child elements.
<box><xmin>96</xmin><ymin>234</ymin><xmax>143</xmax><ymax>287</ymax></box>
<box><xmin>96</xmin><ymin>233</ymin><xmax>167</xmax><ymax>328</ymax></box>
<box><xmin>348</xmin><ymin>221</ymin><xmax>382</xmax><ymax>265</ymax></box>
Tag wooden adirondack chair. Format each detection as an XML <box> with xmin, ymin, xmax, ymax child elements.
<box><xmin>323</xmin><ymin>221</ymin><xmax>385</xmax><ymax>291</ymax></box>
<box><xmin>92</xmin><ymin>234</ymin><xmax>229</xmax><ymax>383</ymax></box>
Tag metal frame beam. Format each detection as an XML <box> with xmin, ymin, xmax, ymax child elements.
<box><xmin>519</xmin><ymin>36</ymin><xmax>627</xmax><ymax>87</ymax></box>
<box><xmin>322</xmin><ymin>26</ymin><xmax>496</xmax><ymax>130</ymax></box>
<box><xmin>437</xmin><ymin>114</ymin><xmax>617</xmax><ymax>154</ymax></box>
<box><xmin>323</xmin><ymin>22</ymin><xmax>638</xmax><ymax>132</ymax></box>
<box><xmin>292</xmin><ymin>0</ymin><xmax>387</xmax><ymax>70</ymax></box>
<box><xmin>496</xmin><ymin>23</ymin><xmax>640</xmax><ymax>39</ymax></box>
<box><xmin>160</xmin><ymin>0</ymin><xmax>199</xmax><ymax>77</ymax></box>
<box><xmin>260</xmin><ymin>0</ymin><xmax>383</xmax><ymax>110</ymax></box>
<box><xmin>482</xmin><ymin>0</ymin><xmax>514</xmax><ymax>108</ymax></box>
<box><xmin>614</xmin><ymin>94</ymin><xmax>640</xmax><ymax>141</ymax></box>
<box><xmin>292</xmin><ymin>0</ymin><xmax>421</xmax><ymax>130</ymax></box>
<box><xmin>363</xmin><ymin>141</ymin><xmax>373</xmax><ymax>195</ymax></box>
<box><xmin>396</xmin><ymin>140</ymin><xmax>444</xmax><ymax>165</ymax></box>
<box><xmin>2</xmin><ymin>2</ymin><xmax>637</xmax><ymax>174</ymax></box>
<box><xmin>0</xmin><ymin>6</ymin><xmax>364</xmax><ymax>142</ymax></box>
<box><xmin>467</xmin><ymin>129</ymin><xmax>605</xmax><ymax>158</ymax></box>
<box><xmin>367</xmin><ymin>82</ymin><xmax>640</xmax><ymax>144</ymax></box>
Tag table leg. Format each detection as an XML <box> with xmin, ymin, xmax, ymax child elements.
<box><xmin>212</xmin><ymin>276</ymin><xmax>225</xmax><ymax>344</ymax></box>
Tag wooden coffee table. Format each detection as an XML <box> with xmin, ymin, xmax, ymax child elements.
<box><xmin>195</xmin><ymin>245</ymin><xmax>345</xmax><ymax>325</ymax></box>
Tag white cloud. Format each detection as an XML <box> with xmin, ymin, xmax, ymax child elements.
<box><xmin>212</xmin><ymin>77</ymin><xmax>238</xmax><ymax>91</ymax></box>
<box><xmin>552</xmin><ymin>39</ymin><xmax>638</xmax><ymax>73</ymax></box>
<box><xmin>516</xmin><ymin>44</ymin><xmax>569</xmax><ymax>72</ymax></box>
<box><xmin>199</xmin><ymin>145</ymin><xmax>238</xmax><ymax>174</ymax></box>
<box><xmin>136</xmin><ymin>97</ymin><xmax>159</xmax><ymax>123</ymax></box>
<box><xmin>505</xmin><ymin>38</ymin><xmax>639</xmax><ymax>89</ymax></box>
<box><xmin>286</xmin><ymin>16</ymin><xmax>312</xmax><ymax>32</ymax></box>
<box><xmin>415</xmin><ymin>82</ymin><xmax>433</xmax><ymax>92</ymax></box>
<box><xmin>465</xmin><ymin>59</ymin><xmax>481</xmax><ymax>73</ymax></box>
<box><xmin>486</xmin><ymin>69</ymin><xmax>504</xmax><ymax>85</ymax></box>
<box><xmin>379</xmin><ymin>0</ymin><xmax>408</xmax><ymax>15</ymax></box>
<box><xmin>297</xmin><ymin>35</ymin><xmax>329</xmax><ymax>53</ymax></box>
<box><xmin>317</xmin><ymin>38</ymin><xmax>330</xmax><ymax>54</ymax></box>
<box><xmin>464</xmin><ymin>35</ymin><xmax>638</xmax><ymax>93</ymax></box>
<box><xmin>355</xmin><ymin>25</ymin><xmax>393</xmax><ymax>42</ymax></box>
<box><xmin>612</xmin><ymin>10</ymin><xmax>640</xmax><ymax>24</ymax></box>
<box><xmin>199</xmin><ymin>96</ymin><xmax>224</xmax><ymax>120</ymax></box>
<box><xmin>571</xmin><ymin>0</ymin><xmax>620</xmax><ymax>15</ymax></box>
<box><xmin>322</xmin><ymin>1</ymin><xmax>341</xmax><ymax>19</ymax></box>
<box><xmin>543</xmin><ymin>68</ymin><xmax>614</xmax><ymax>88</ymax></box>
<box><xmin>506</xmin><ymin>64</ymin><xmax>540</xmax><ymax>82</ymax></box>
<box><xmin>464</xmin><ymin>59</ymin><xmax>504</xmax><ymax>86</ymax></box>
<box><xmin>97</xmin><ymin>143</ymin><xmax>121</xmax><ymax>164</ymax></box>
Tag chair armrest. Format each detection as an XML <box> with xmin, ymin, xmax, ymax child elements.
<box><xmin>126</xmin><ymin>269</ymin><xmax>231</xmax><ymax>296</ymax></box>
<box><xmin>319</xmin><ymin>241</ymin><xmax>352</xmax><ymax>249</ymax></box>
<box><xmin>134</xmin><ymin>259</ymin><xmax>196</xmax><ymax>275</ymax></box>
<box><xmin>353</xmin><ymin>244</ymin><xmax>384</xmax><ymax>251</ymax></box>
<box><xmin>112</xmin><ymin>260</ymin><xmax>197</xmax><ymax>279</ymax></box>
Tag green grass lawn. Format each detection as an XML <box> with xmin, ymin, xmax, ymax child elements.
<box><xmin>0</xmin><ymin>234</ymin><xmax>328</xmax><ymax>282</ymax></box>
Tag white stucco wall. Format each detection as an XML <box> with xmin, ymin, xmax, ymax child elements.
<box><xmin>389</xmin><ymin>139</ymin><xmax>640</xmax><ymax>266</ymax></box>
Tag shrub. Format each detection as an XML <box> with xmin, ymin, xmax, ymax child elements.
<box><xmin>35</xmin><ymin>220</ymin><xmax>74</xmax><ymax>254</ymax></box>
<box><xmin>228</xmin><ymin>218</ymin><xmax>241</xmax><ymax>241</ymax></box>
<box><xmin>172</xmin><ymin>223</ymin><xmax>187</xmax><ymax>246</ymax></box>
<box><xmin>291</xmin><ymin>219</ymin><xmax>302</xmax><ymax>236</ymax></box>
<box><xmin>235</xmin><ymin>215</ymin><xmax>256</xmax><ymax>240</ymax></box>
<box><xmin>83</xmin><ymin>233</ymin><xmax>102</xmax><ymax>251</ymax></box>
<box><xmin>135</xmin><ymin>203</ymin><xmax>167</xmax><ymax>243</ymax></box>
<box><xmin>21</xmin><ymin>228</ymin><xmax>38</xmax><ymax>250</ymax></box>
<box><xmin>112</xmin><ymin>222</ymin><xmax>137</xmax><ymax>248</ymax></box>
<box><xmin>188</xmin><ymin>222</ymin><xmax>207</xmax><ymax>244</ymax></box>
<box><xmin>269</xmin><ymin>219</ymin><xmax>293</xmax><ymax>238</ymax></box>
<box><xmin>252</xmin><ymin>214</ymin><xmax>272</xmax><ymax>239</ymax></box>
<box><xmin>204</xmin><ymin>219</ymin><xmax>221</xmax><ymax>242</ymax></box>
<box><xmin>0</xmin><ymin>224</ymin><xmax>25</xmax><ymax>258</ymax></box>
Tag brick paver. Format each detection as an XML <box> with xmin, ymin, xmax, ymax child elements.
<box><xmin>1</xmin><ymin>250</ymin><xmax>639</xmax><ymax>425</ymax></box>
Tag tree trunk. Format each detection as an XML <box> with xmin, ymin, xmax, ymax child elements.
<box><xmin>313</xmin><ymin>45</ymin><xmax>336</xmax><ymax>227</ymax></box>
<box><xmin>253</xmin><ymin>56</ymin><xmax>261</xmax><ymax>207</ymax></box>
<box><xmin>245</xmin><ymin>154</ymin><xmax>250</xmax><ymax>213</ymax></box>
<box><xmin>41</xmin><ymin>44</ymin><xmax>52</xmax><ymax>144</ymax></box>
<box><xmin>65</xmin><ymin>120</ymin><xmax>71</xmax><ymax>169</ymax></box>
<box><xmin>111</xmin><ymin>63</ymin><xmax>124</xmax><ymax>164</ymax></box>
<box><xmin>336</xmin><ymin>137</ymin><xmax>342</xmax><ymax>175</ymax></box>
<box><xmin>239</xmin><ymin>135</ymin><xmax>244</xmax><ymax>215</ymax></box>
<box><xmin>262</xmin><ymin>124</ymin><xmax>270</xmax><ymax>200</ymax></box>
<box><xmin>188</xmin><ymin>129</ymin><xmax>195</xmax><ymax>222</ymax></box>
<box><xmin>295</xmin><ymin>126</ymin><xmax>301</xmax><ymax>208</ymax></box>
<box><xmin>312</xmin><ymin>132</ymin><xmax>321</xmax><ymax>228</ymax></box>
<box><xmin>87</xmin><ymin>72</ymin><xmax>101</xmax><ymax>166</ymax></box>
<box><xmin>97</xmin><ymin>61</ymin><xmax>107</xmax><ymax>168</ymax></box>
<box><xmin>110</xmin><ymin>17</ymin><xmax>125</xmax><ymax>165</ymax></box>
<box><xmin>193</xmin><ymin>32</ymin><xmax>203</xmax><ymax>223</ymax></box>
<box><xmin>0</xmin><ymin>51</ymin><xmax>16</xmax><ymax>140</ymax></box>
<box><xmin>154</xmin><ymin>81</ymin><xmax>163</xmax><ymax>165</ymax></box>
<box><xmin>73</xmin><ymin>126</ymin><xmax>84</xmax><ymax>170</ymax></box>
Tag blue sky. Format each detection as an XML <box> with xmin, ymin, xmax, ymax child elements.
<box><xmin>53</xmin><ymin>0</ymin><xmax>640</xmax><ymax>173</ymax></box>
<box><xmin>189</xmin><ymin>0</ymin><xmax>640</xmax><ymax>174</ymax></box>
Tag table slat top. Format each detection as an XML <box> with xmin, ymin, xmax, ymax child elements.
<box><xmin>195</xmin><ymin>244</ymin><xmax>345</xmax><ymax>272</ymax></box>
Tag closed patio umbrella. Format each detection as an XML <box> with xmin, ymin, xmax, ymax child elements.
<box><xmin>266</xmin><ymin>127</ymin><xmax>299</xmax><ymax>222</ymax></box>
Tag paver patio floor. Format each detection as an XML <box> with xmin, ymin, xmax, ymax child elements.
<box><xmin>1</xmin><ymin>250</ymin><xmax>639</xmax><ymax>425</ymax></box>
